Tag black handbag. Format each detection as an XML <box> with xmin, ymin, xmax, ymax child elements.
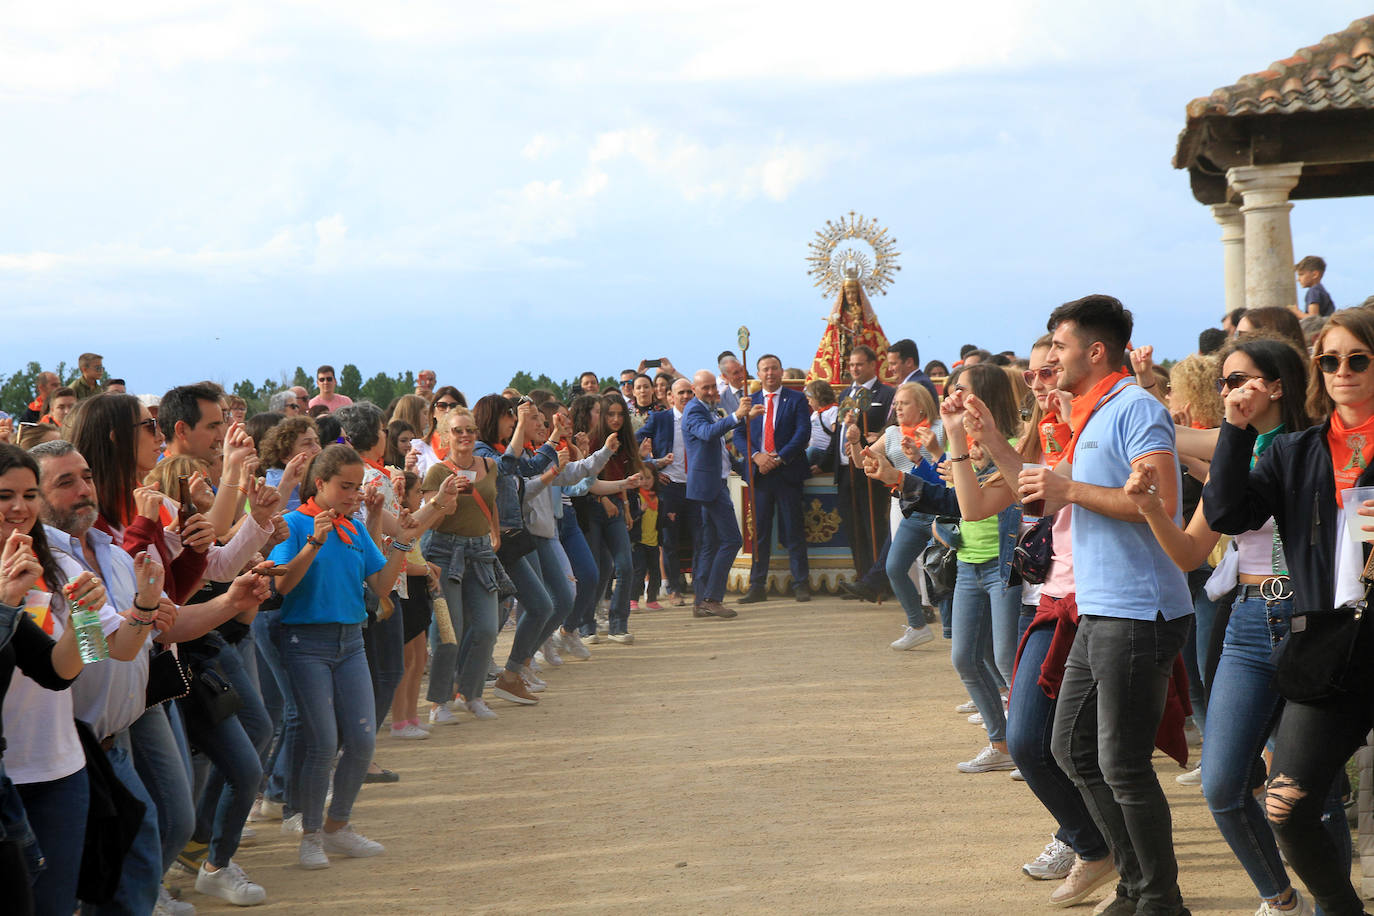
<box><xmin>1011</xmin><ymin>516</ymin><xmax>1054</xmax><ymax>586</ymax></box>
<box><xmin>1274</xmin><ymin>547</ymin><xmax>1374</xmax><ymax>702</ymax></box>
<box><xmin>144</xmin><ymin>647</ymin><xmax>192</xmax><ymax>709</ymax></box>
<box><xmin>496</xmin><ymin>527</ymin><xmax>536</xmax><ymax>565</ymax></box>
<box><xmin>920</xmin><ymin>517</ymin><xmax>962</xmax><ymax>601</ymax></box>
<box><xmin>186</xmin><ymin>662</ymin><xmax>243</xmax><ymax>726</ymax></box>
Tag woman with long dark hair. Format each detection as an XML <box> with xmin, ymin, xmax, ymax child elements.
<box><xmin>1204</xmin><ymin>309</ymin><xmax>1374</xmax><ymax>915</ymax></box>
<box><xmin>413</xmin><ymin>386</ymin><xmax>465</xmax><ymax>476</ymax></box>
<box><xmin>586</xmin><ymin>395</ymin><xmax>645</xmax><ymax>641</ymax></box>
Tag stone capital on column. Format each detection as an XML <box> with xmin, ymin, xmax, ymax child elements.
<box><xmin>1226</xmin><ymin>163</ymin><xmax>1303</xmax><ymax>213</ymax></box>
<box><xmin>1209</xmin><ymin>202</ymin><xmax>1244</xmax><ymax>240</ymax></box>
<box><xmin>1225</xmin><ymin>163</ymin><xmax>1303</xmax><ymax>311</ymax></box>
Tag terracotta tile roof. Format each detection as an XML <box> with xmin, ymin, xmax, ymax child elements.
<box><xmin>1185</xmin><ymin>15</ymin><xmax>1374</xmax><ymax>119</ymax></box>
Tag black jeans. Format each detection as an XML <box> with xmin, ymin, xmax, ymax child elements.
<box><xmin>1052</xmin><ymin>613</ymin><xmax>1192</xmax><ymax>916</ymax></box>
<box><xmin>1266</xmin><ymin>609</ymin><xmax>1374</xmax><ymax>916</ymax></box>
<box><xmin>656</xmin><ymin>480</ymin><xmax>694</xmax><ymax>594</ymax></box>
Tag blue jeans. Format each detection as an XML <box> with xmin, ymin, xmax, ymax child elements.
<box><xmin>17</xmin><ymin>767</ymin><xmax>88</xmax><ymax>916</ymax></box>
<box><xmin>185</xmin><ymin>641</ymin><xmax>265</xmax><ymax>867</ymax></box>
<box><xmin>283</xmin><ymin>623</ymin><xmax>375</xmax><ymax>833</ymax></box>
<box><xmin>88</xmin><ymin>739</ymin><xmax>160</xmax><ymax>916</ymax></box>
<box><xmin>504</xmin><ymin>550</ymin><xmax>557</xmax><ymax>664</ymax></box>
<box><xmin>1053</xmin><ymin>613</ymin><xmax>1192</xmax><ymax>916</ymax></box>
<box><xmin>951</xmin><ymin>558</ymin><xmax>1022</xmax><ymax>743</ymax></box>
<box><xmin>530</xmin><ymin>535</ymin><xmax>575</xmax><ymax>649</ymax></box>
<box><xmin>888</xmin><ymin>512</ymin><xmax>934</xmax><ymax>629</ymax></box>
<box><xmin>558</xmin><ymin>509</ymin><xmax>599</xmax><ymax>633</ymax></box>
<box><xmin>585</xmin><ymin>500</ymin><xmax>635</xmax><ymax>633</ymax></box>
<box><xmin>252</xmin><ymin>607</ymin><xmax>296</xmax><ymax>807</ymax></box>
<box><xmin>1184</xmin><ymin>566</ymin><xmax>1218</xmax><ymax>735</ymax></box>
<box><xmin>424</xmin><ymin>532</ymin><xmax>500</xmax><ymax>703</ymax></box>
<box><xmin>363</xmin><ymin>590</ymin><xmax>405</xmax><ymax>724</ymax></box>
<box><xmin>1008</xmin><ymin>615</ymin><xmax>1110</xmax><ymax>861</ymax></box>
<box><xmin>130</xmin><ymin>703</ymin><xmax>194</xmax><ymax>876</ymax></box>
<box><xmin>691</xmin><ymin>489</ymin><xmax>742</xmax><ymax>604</ymax></box>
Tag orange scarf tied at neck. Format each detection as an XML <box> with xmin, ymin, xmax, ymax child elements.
<box><xmin>429</xmin><ymin>432</ymin><xmax>448</xmax><ymax>462</ymax></box>
<box><xmin>298</xmin><ymin>497</ymin><xmax>358</xmax><ymax>545</ymax></box>
<box><xmin>1039</xmin><ymin>403</ymin><xmax>1073</xmax><ymax>469</ymax></box>
<box><xmin>1063</xmin><ymin>369</ymin><xmax>1134</xmax><ymax>464</ymax></box>
<box><xmin>1328</xmin><ymin>410</ymin><xmax>1374</xmax><ymax>504</ymax></box>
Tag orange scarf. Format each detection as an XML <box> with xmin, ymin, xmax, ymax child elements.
<box><xmin>1039</xmin><ymin>404</ymin><xmax>1073</xmax><ymax>469</ymax></box>
<box><xmin>639</xmin><ymin>487</ymin><xmax>658</xmax><ymax>511</ymax></box>
<box><xmin>364</xmin><ymin>455</ymin><xmax>387</xmax><ymax>476</ymax></box>
<box><xmin>1328</xmin><ymin>410</ymin><xmax>1374</xmax><ymax>504</ymax></box>
<box><xmin>297</xmin><ymin>497</ymin><xmax>357</xmax><ymax>545</ymax></box>
<box><xmin>429</xmin><ymin>432</ymin><xmax>448</xmax><ymax>462</ymax></box>
<box><xmin>1063</xmin><ymin>369</ymin><xmax>1133</xmax><ymax>463</ymax></box>
<box><xmin>27</xmin><ymin>396</ymin><xmax>43</xmax><ymax>412</ymax></box>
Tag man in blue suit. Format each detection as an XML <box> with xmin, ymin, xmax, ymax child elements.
<box><xmin>732</xmin><ymin>354</ymin><xmax>812</xmax><ymax>604</ymax></box>
<box><xmin>683</xmin><ymin>369</ymin><xmax>761</xmax><ymax>618</ymax></box>
<box><xmin>635</xmin><ymin>378</ymin><xmax>696</xmax><ymax>603</ymax></box>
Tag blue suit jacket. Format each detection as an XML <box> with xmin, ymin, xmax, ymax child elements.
<box><xmin>733</xmin><ymin>386</ymin><xmax>811</xmax><ymax>484</ymax></box>
<box><xmin>681</xmin><ymin>398</ymin><xmax>739</xmax><ymax>502</ymax></box>
<box><xmin>635</xmin><ymin>409</ymin><xmax>676</xmax><ymax>461</ymax></box>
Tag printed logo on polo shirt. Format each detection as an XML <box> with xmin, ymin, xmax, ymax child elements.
<box><xmin>1078</xmin><ymin>440</ymin><xmax>1098</xmax><ymax>451</ymax></box>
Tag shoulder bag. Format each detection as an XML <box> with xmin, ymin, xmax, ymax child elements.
<box><xmin>1274</xmin><ymin>546</ymin><xmax>1374</xmax><ymax>702</ymax></box>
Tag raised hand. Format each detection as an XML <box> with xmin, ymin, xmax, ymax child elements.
<box><xmin>362</xmin><ymin>480</ymin><xmax>385</xmax><ymax>516</ymax></box>
<box><xmin>963</xmin><ymin>394</ymin><xmax>1001</xmax><ymax>443</ymax></box>
<box><xmin>222</xmin><ymin>422</ymin><xmax>256</xmax><ymax>471</ymax></box>
<box><xmin>132</xmin><ymin>550</ymin><xmax>166</xmax><ymax>608</ymax></box>
<box><xmin>0</xmin><ymin>418</ymin><xmax>13</xmax><ymax>445</ymax></box>
<box><xmin>0</xmin><ymin>531</ymin><xmax>42</xmax><ymax>606</ymax></box>
<box><xmin>225</xmin><ymin>571</ymin><xmax>270</xmax><ymax>612</ymax></box>
<box><xmin>311</xmin><ymin>507</ymin><xmax>336</xmax><ymax>543</ymax></box>
<box><xmin>180</xmin><ymin>513</ymin><xmax>217</xmax><ymax>553</ymax></box>
<box><xmin>65</xmin><ymin>570</ymin><xmax>107</xmax><ymax>613</ymax></box>
<box><xmin>1123</xmin><ymin>463</ymin><xmax>1163</xmax><ymax>514</ymax></box>
<box><xmin>134</xmin><ymin>483</ymin><xmax>164</xmax><ymax>522</ymax></box>
<box><xmin>638</xmin><ymin>437</ymin><xmax>653</xmax><ymax>458</ymax></box>
<box><xmin>1130</xmin><ymin>343</ymin><xmax>1155</xmax><ymax>379</ymax></box>
<box><xmin>604</xmin><ymin>432</ymin><xmax>620</xmax><ymax>454</ymax></box>
<box><xmin>1224</xmin><ymin>378</ymin><xmax>1270</xmax><ymax>430</ymax></box>
<box><xmin>624</xmin><ymin>473</ymin><xmax>644</xmax><ymax>490</ymax></box>
<box><xmin>246</xmin><ymin>476</ymin><xmax>283</xmax><ymax>524</ymax></box>
<box><xmin>280</xmin><ymin>450</ymin><xmax>311</xmax><ymax>495</ymax></box>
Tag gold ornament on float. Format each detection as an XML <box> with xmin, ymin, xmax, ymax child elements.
<box><xmin>803</xmin><ymin>499</ymin><xmax>842</xmax><ymax>544</ymax></box>
<box><xmin>806</xmin><ymin>211</ymin><xmax>901</xmax><ymax>299</ymax></box>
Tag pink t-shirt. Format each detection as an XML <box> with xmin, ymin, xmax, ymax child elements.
<box><xmin>1040</xmin><ymin>507</ymin><xmax>1075</xmax><ymax>599</ymax></box>
<box><xmin>308</xmin><ymin>393</ymin><xmax>353</xmax><ymax>412</ymax></box>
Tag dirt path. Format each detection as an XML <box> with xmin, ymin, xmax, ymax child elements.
<box><xmin>193</xmin><ymin>597</ymin><xmax>1316</xmax><ymax>914</ymax></box>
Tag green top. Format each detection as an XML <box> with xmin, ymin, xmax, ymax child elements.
<box><xmin>422</xmin><ymin>459</ymin><xmax>499</xmax><ymax>537</ymax></box>
<box><xmin>70</xmin><ymin>377</ymin><xmax>102</xmax><ymax>400</ymax></box>
<box><xmin>956</xmin><ymin>438</ymin><xmax>1017</xmax><ymax>565</ymax></box>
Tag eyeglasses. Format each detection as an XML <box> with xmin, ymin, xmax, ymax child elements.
<box><xmin>451</xmin><ymin>427</ymin><xmax>478</xmax><ymax>435</ymax></box>
<box><xmin>136</xmin><ymin>418</ymin><xmax>160</xmax><ymax>435</ymax></box>
<box><xmin>1315</xmin><ymin>352</ymin><xmax>1374</xmax><ymax>374</ymax></box>
<box><xmin>284</xmin><ymin>401</ymin><xmax>302</xmax><ymax>412</ymax></box>
<box><xmin>434</xmin><ymin>401</ymin><xmax>458</xmax><ymax>410</ymax></box>
<box><xmin>318</xmin><ymin>376</ymin><xmax>334</xmax><ymax>383</ymax></box>
<box><xmin>1022</xmin><ymin>367</ymin><xmax>1056</xmax><ymax>385</ymax></box>
<box><xmin>1215</xmin><ymin>372</ymin><xmax>1267</xmax><ymax>393</ymax></box>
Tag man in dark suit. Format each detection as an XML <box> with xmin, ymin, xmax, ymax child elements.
<box><xmin>733</xmin><ymin>354</ymin><xmax>812</xmax><ymax>604</ymax></box>
<box><xmin>885</xmin><ymin>338</ymin><xmax>939</xmax><ymax>404</ymax></box>
<box><xmin>635</xmin><ymin>378</ymin><xmax>696</xmax><ymax>603</ymax></box>
<box><xmin>831</xmin><ymin>345</ymin><xmax>894</xmax><ymax>586</ymax></box>
<box><xmin>683</xmin><ymin>369</ymin><xmax>761</xmax><ymax>618</ymax></box>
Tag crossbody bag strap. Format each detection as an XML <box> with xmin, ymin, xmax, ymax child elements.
<box><xmin>446</xmin><ymin>458</ymin><xmax>496</xmax><ymax>526</ymax></box>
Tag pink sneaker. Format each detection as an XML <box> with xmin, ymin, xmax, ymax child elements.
<box><xmin>629</xmin><ymin>600</ymin><xmax>640</xmax><ymax>611</ymax></box>
<box><xmin>645</xmin><ymin>601</ymin><xmax>663</xmax><ymax>610</ymax></box>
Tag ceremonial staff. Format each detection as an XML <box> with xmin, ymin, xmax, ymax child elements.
<box><xmin>738</xmin><ymin>325</ymin><xmax>757</xmax><ymax>557</ymax></box>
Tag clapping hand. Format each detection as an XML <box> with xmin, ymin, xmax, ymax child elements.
<box><xmin>1123</xmin><ymin>464</ymin><xmax>1164</xmax><ymax>515</ymax></box>
<box><xmin>0</xmin><ymin>531</ymin><xmax>42</xmax><ymax>606</ymax></box>
<box><xmin>1223</xmin><ymin>378</ymin><xmax>1270</xmax><ymax>430</ymax></box>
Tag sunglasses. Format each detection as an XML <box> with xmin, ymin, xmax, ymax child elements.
<box><xmin>1022</xmin><ymin>367</ymin><xmax>1056</xmax><ymax>385</ymax></box>
<box><xmin>450</xmin><ymin>426</ymin><xmax>478</xmax><ymax>435</ymax></box>
<box><xmin>136</xmin><ymin>418</ymin><xmax>160</xmax><ymax>435</ymax></box>
<box><xmin>318</xmin><ymin>376</ymin><xmax>334</xmax><ymax>383</ymax></box>
<box><xmin>1215</xmin><ymin>372</ymin><xmax>1269</xmax><ymax>393</ymax></box>
<box><xmin>434</xmin><ymin>401</ymin><xmax>459</xmax><ymax>410</ymax></box>
<box><xmin>1315</xmin><ymin>352</ymin><xmax>1374</xmax><ymax>374</ymax></box>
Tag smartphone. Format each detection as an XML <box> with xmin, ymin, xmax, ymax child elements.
<box><xmin>643</xmin><ymin>358</ymin><xmax>663</xmax><ymax>369</ymax></box>
<box><xmin>177</xmin><ymin>476</ymin><xmax>193</xmax><ymax>530</ymax></box>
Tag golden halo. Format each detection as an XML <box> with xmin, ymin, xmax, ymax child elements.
<box><xmin>806</xmin><ymin>211</ymin><xmax>901</xmax><ymax>298</ymax></box>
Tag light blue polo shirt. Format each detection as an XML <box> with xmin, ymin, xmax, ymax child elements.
<box><xmin>1070</xmin><ymin>382</ymin><xmax>1192</xmax><ymax>621</ymax></box>
<box><xmin>269</xmin><ymin>510</ymin><xmax>386</xmax><ymax>625</ymax></box>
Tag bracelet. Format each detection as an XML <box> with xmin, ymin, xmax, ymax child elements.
<box><xmin>390</xmin><ymin>540</ymin><xmax>413</xmax><ymax>553</ymax></box>
<box><xmin>133</xmin><ymin>599</ymin><xmax>159</xmax><ymax>613</ymax></box>
<box><xmin>1140</xmin><ymin>381</ymin><xmax>1156</xmax><ymax>390</ymax></box>
<box><xmin>305</xmin><ymin>536</ymin><xmax>324</xmax><ymax>548</ymax></box>
<box><xmin>949</xmin><ymin>454</ymin><xmax>971</xmax><ymax>463</ymax></box>
<box><xmin>128</xmin><ymin>616</ymin><xmax>154</xmax><ymax>627</ymax></box>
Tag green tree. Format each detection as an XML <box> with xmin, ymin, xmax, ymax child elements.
<box><xmin>339</xmin><ymin>364</ymin><xmax>362</xmax><ymax>399</ymax></box>
<box><xmin>292</xmin><ymin>366</ymin><xmax>311</xmax><ymax>390</ymax></box>
<box><xmin>0</xmin><ymin>361</ymin><xmax>44</xmax><ymax>417</ymax></box>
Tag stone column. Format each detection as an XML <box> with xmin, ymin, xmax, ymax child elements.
<box><xmin>1210</xmin><ymin>203</ymin><xmax>1245</xmax><ymax>317</ymax></box>
<box><xmin>1226</xmin><ymin>163</ymin><xmax>1303</xmax><ymax>311</ymax></box>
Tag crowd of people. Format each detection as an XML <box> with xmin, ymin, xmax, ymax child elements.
<box><xmin>4</xmin><ymin>255</ymin><xmax>1374</xmax><ymax>915</ymax></box>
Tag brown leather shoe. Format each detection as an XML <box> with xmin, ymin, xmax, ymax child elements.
<box><xmin>491</xmin><ymin>672</ymin><xmax>538</xmax><ymax>705</ymax></box>
<box><xmin>692</xmin><ymin>605</ymin><xmax>714</xmax><ymax>618</ymax></box>
<box><xmin>702</xmin><ymin>600</ymin><xmax>737</xmax><ymax>619</ymax></box>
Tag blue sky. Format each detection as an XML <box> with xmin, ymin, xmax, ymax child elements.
<box><xmin>3</xmin><ymin>1</ymin><xmax>1371</xmax><ymax>397</ymax></box>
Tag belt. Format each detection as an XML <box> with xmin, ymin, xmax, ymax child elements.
<box><xmin>1238</xmin><ymin>576</ymin><xmax>1293</xmax><ymax>601</ymax></box>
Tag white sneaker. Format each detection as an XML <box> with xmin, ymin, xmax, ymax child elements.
<box><xmin>968</xmin><ymin>713</ymin><xmax>985</xmax><ymax>725</ymax></box>
<box><xmin>520</xmin><ymin>666</ymin><xmax>547</xmax><ymax>691</ymax></box>
<box><xmin>281</xmin><ymin>813</ymin><xmax>303</xmax><ymax>836</ymax></box>
<box><xmin>390</xmin><ymin>723</ymin><xmax>430</xmax><ymax>739</ymax></box>
<box><xmin>413</xmin><ymin>718</ymin><xmax>433</xmax><ymax>731</ymax></box>
<box><xmin>299</xmin><ymin>833</ymin><xmax>329</xmax><ymax>869</ymax></box>
<box><xmin>890</xmin><ymin>625</ymin><xmax>936</xmax><ymax>650</ymax></box>
<box><xmin>957</xmin><ymin>745</ymin><xmax>1016</xmax><ymax>773</ymax></box>
<box><xmin>429</xmin><ymin>705</ymin><xmax>461</xmax><ymax>726</ymax></box>
<box><xmin>247</xmin><ymin>796</ymin><xmax>282</xmax><ymax>823</ymax></box>
<box><xmin>538</xmin><ymin>641</ymin><xmax>564</xmax><ymax>666</ymax></box>
<box><xmin>1010</xmin><ymin>768</ymin><xmax>1026</xmax><ymax>782</ymax></box>
<box><xmin>585</xmin><ymin>632</ymin><xmax>601</xmax><ymax>645</ymax></box>
<box><xmin>1255</xmin><ymin>888</ymin><xmax>1315</xmax><ymax>916</ymax></box>
<box><xmin>322</xmin><ymin>824</ymin><xmax>384</xmax><ymax>858</ymax></box>
<box><xmin>467</xmin><ymin>698</ymin><xmax>498</xmax><ymax>720</ymax></box>
<box><xmin>955</xmin><ymin>700</ymin><xmax>977</xmax><ymax>714</ymax></box>
<box><xmin>195</xmin><ymin>860</ymin><xmax>267</xmax><ymax>905</ymax></box>
<box><xmin>1022</xmin><ymin>837</ymin><xmax>1075</xmax><ymax>880</ymax></box>
<box><xmin>609</xmin><ymin>632</ymin><xmax>634</xmax><ymax>644</ymax></box>
<box><xmin>155</xmin><ymin>887</ymin><xmax>195</xmax><ymax>916</ymax></box>
<box><xmin>1175</xmin><ymin>765</ymin><xmax>1202</xmax><ymax>786</ymax></box>
<box><xmin>558</xmin><ymin>630</ymin><xmax>591</xmax><ymax>660</ymax></box>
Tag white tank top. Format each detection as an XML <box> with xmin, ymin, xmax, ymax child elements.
<box><xmin>1235</xmin><ymin>518</ymin><xmax>1285</xmax><ymax>576</ymax></box>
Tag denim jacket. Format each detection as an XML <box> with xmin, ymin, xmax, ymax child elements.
<box><xmin>473</xmin><ymin>441</ymin><xmax>558</xmax><ymax>529</ymax></box>
<box><xmin>899</xmin><ymin>463</ymin><xmax>1023</xmax><ymax>589</ymax></box>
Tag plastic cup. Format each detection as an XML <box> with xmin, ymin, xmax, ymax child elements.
<box><xmin>1344</xmin><ymin>486</ymin><xmax>1374</xmax><ymax>542</ymax></box>
<box><xmin>1020</xmin><ymin>463</ymin><xmax>1046</xmax><ymax>518</ymax></box>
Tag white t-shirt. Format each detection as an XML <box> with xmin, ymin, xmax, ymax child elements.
<box><xmin>3</xmin><ymin>554</ymin><xmax>124</xmax><ymax>784</ymax></box>
<box><xmin>809</xmin><ymin>405</ymin><xmax>839</xmax><ymax>452</ymax></box>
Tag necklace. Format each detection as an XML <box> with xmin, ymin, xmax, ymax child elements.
<box><xmin>451</xmin><ymin>454</ymin><xmax>476</xmax><ymax>470</ymax></box>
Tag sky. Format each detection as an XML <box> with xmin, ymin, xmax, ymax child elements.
<box><xmin>3</xmin><ymin>1</ymin><xmax>1372</xmax><ymax>397</ymax></box>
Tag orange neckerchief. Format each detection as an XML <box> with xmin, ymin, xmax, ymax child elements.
<box><xmin>1328</xmin><ymin>410</ymin><xmax>1374</xmax><ymax>504</ymax></box>
<box><xmin>429</xmin><ymin>432</ymin><xmax>448</xmax><ymax>462</ymax></box>
<box><xmin>364</xmin><ymin>455</ymin><xmax>387</xmax><ymax>476</ymax></box>
<box><xmin>899</xmin><ymin>419</ymin><xmax>930</xmax><ymax>440</ymax></box>
<box><xmin>27</xmin><ymin>396</ymin><xmax>43</xmax><ymax>412</ymax></box>
<box><xmin>1039</xmin><ymin>403</ymin><xmax>1073</xmax><ymax>469</ymax></box>
<box><xmin>639</xmin><ymin>487</ymin><xmax>658</xmax><ymax>511</ymax></box>
<box><xmin>1063</xmin><ymin>369</ymin><xmax>1134</xmax><ymax>463</ymax></box>
<box><xmin>298</xmin><ymin>497</ymin><xmax>357</xmax><ymax>545</ymax></box>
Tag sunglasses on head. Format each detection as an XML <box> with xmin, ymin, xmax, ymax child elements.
<box><xmin>1022</xmin><ymin>367</ymin><xmax>1056</xmax><ymax>385</ymax></box>
<box><xmin>1315</xmin><ymin>352</ymin><xmax>1374</xmax><ymax>374</ymax></box>
<box><xmin>1215</xmin><ymin>372</ymin><xmax>1268</xmax><ymax>393</ymax></box>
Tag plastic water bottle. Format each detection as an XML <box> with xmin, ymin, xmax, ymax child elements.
<box><xmin>71</xmin><ymin>600</ymin><xmax>109</xmax><ymax>664</ymax></box>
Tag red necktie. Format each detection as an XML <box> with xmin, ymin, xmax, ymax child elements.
<box><xmin>763</xmin><ymin>393</ymin><xmax>775</xmax><ymax>453</ymax></box>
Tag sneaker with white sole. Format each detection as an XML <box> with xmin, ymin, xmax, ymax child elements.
<box><xmin>428</xmin><ymin>705</ymin><xmax>461</xmax><ymax>726</ymax></box>
<box><xmin>1049</xmin><ymin>855</ymin><xmax>1117</xmax><ymax>907</ymax></box>
<box><xmin>584</xmin><ymin>632</ymin><xmax>601</xmax><ymax>645</ymax></box>
<box><xmin>299</xmin><ymin>833</ymin><xmax>329</xmax><ymax>869</ymax></box>
<box><xmin>247</xmin><ymin>796</ymin><xmax>283</xmax><ymax>823</ymax></box>
<box><xmin>322</xmin><ymin>824</ymin><xmax>384</xmax><ymax>858</ymax></box>
<box><xmin>467</xmin><ymin>698</ymin><xmax>498</xmax><ymax>719</ymax></box>
<box><xmin>281</xmin><ymin>813</ymin><xmax>303</xmax><ymax>836</ymax></box>
<box><xmin>156</xmin><ymin>887</ymin><xmax>195</xmax><ymax>916</ymax></box>
<box><xmin>1256</xmin><ymin>888</ymin><xmax>1315</xmax><ymax>916</ymax></box>
<box><xmin>1175</xmin><ymin>765</ymin><xmax>1202</xmax><ymax>786</ymax></box>
<box><xmin>492</xmin><ymin>672</ymin><xmax>538</xmax><ymax>705</ymax></box>
<box><xmin>890</xmin><ymin>625</ymin><xmax>936</xmax><ymax>650</ymax></box>
<box><xmin>957</xmin><ymin>745</ymin><xmax>1016</xmax><ymax>773</ymax></box>
<box><xmin>390</xmin><ymin>723</ymin><xmax>430</xmax><ymax>739</ymax></box>
<box><xmin>609</xmin><ymin>632</ymin><xmax>634</xmax><ymax>644</ymax></box>
<box><xmin>557</xmin><ymin>630</ymin><xmax>591</xmax><ymax>660</ymax></box>
<box><xmin>1011</xmin><ymin>768</ymin><xmax>1027</xmax><ymax>782</ymax></box>
<box><xmin>538</xmin><ymin>641</ymin><xmax>564</xmax><ymax>666</ymax></box>
<box><xmin>520</xmin><ymin>666</ymin><xmax>547</xmax><ymax>690</ymax></box>
<box><xmin>1023</xmin><ymin>837</ymin><xmax>1075</xmax><ymax>880</ymax></box>
<box><xmin>195</xmin><ymin>860</ymin><xmax>267</xmax><ymax>905</ymax></box>
<box><xmin>955</xmin><ymin>700</ymin><xmax>978</xmax><ymax>714</ymax></box>
<box><xmin>968</xmin><ymin>712</ymin><xmax>985</xmax><ymax>725</ymax></box>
